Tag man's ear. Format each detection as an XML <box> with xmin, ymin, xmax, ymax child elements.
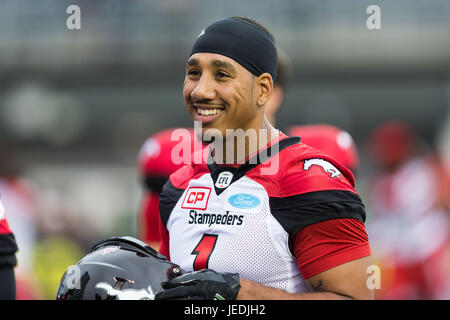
<box><xmin>256</xmin><ymin>73</ymin><xmax>273</xmax><ymax>107</ymax></box>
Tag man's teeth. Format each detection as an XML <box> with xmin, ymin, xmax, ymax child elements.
<box><xmin>197</xmin><ymin>108</ymin><xmax>222</xmax><ymax>116</ymax></box>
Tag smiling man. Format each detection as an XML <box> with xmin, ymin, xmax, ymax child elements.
<box><xmin>156</xmin><ymin>17</ymin><xmax>373</xmax><ymax>300</ymax></box>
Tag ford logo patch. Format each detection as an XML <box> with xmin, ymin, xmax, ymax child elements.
<box><xmin>228</xmin><ymin>194</ymin><xmax>261</xmax><ymax>209</ymax></box>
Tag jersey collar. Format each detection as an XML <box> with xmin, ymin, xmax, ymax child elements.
<box><xmin>207</xmin><ymin>134</ymin><xmax>301</xmax><ymax>195</ymax></box>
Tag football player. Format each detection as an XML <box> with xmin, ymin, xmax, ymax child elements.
<box><xmin>155</xmin><ymin>16</ymin><xmax>373</xmax><ymax>300</ymax></box>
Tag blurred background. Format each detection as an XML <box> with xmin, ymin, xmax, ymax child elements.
<box><xmin>1</xmin><ymin>0</ymin><xmax>450</xmax><ymax>299</ymax></box>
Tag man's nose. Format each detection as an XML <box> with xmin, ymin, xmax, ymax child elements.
<box><xmin>191</xmin><ymin>74</ymin><xmax>216</xmax><ymax>101</ymax></box>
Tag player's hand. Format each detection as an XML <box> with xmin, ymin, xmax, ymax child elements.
<box><xmin>155</xmin><ymin>269</ymin><xmax>240</xmax><ymax>300</ymax></box>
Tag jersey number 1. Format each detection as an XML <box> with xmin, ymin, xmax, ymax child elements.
<box><xmin>191</xmin><ymin>234</ymin><xmax>218</xmax><ymax>271</ymax></box>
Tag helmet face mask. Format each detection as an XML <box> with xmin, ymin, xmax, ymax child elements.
<box><xmin>56</xmin><ymin>236</ymin><xmax>184</xmax><ymax>300</ymax></box>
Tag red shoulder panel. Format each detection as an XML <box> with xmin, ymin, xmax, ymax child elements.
<box><xmin>169</xmin><ymin>162</ymin><xmax>209</xmax><ymax>190</ymax></box>
<box><xmin>249</xmin><ymin>142</ymin><xmax>358</xmax><ymax>198</ymax></box>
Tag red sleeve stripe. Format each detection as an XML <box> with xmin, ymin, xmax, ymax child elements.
<box><xmin>294</xmin><ymin>218</ymin><xmax>371</xmax><ymax>279</ymax></box>
<box><xmin>170</xmin><ymin>165</ymin><xmax>208</xmax><ymax>190</ymax></box>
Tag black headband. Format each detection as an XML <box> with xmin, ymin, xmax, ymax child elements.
<box><xmin>190</xmin><ymin>17</ymin><xmax>278</xmax><ymax>81</ymax></box>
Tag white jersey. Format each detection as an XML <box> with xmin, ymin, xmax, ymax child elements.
<box><xmin>158</xmin><ymin>135</ymin><xmax>368</xmax><ymax>293</ymax></box>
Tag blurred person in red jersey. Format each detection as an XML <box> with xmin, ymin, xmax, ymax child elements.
<box><xmin>288</xmin><ymin>124</ymin><xmax>359</xmax><ymax>175</ymax></box>
<box><xmin>0</xmin><ymin>144</ymin><xmax>42</xmax><ymax>299</ymax></box>
<box><xmin>137</xmin><ymin>128</ymin><xmax>205</xmax><ymax>250</ymax></box>
<box><xmin>366</xmin><ymin>121</ymin><xmax>450</xmax><ymax>299</ymax></box>
<box><xmin>0</xmin><ymin>197</ymin><xmax>18</xmax><ymax>299</ymax></box>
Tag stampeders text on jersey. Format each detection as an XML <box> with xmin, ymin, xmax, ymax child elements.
<box><xmin>188</xmin><ymin>210</ymin><xmax>244</xmax><ymax>227</ymax></box>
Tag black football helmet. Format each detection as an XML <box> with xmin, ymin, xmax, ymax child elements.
<box><xmin>56</xmin><ymin>236</ymin><xmax>185</xmax><ymax>300</ymax></box>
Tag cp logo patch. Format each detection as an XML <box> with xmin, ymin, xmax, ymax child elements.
<box><xmin>181</xmin><ymin>187</ymin><xmax>212</xmax><ymax>210</ymax></box>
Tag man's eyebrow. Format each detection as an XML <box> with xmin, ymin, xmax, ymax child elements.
<box><xmin>186</xmin><ymin>58</ymin><xmax>198</xmax><ymax>67</ymax></box>
<box><xmin>210</xmin><ymin>59</ymin><xmax>236</xmax><ymax>72</ymax></box>
<box><xmin>186</xmin><ymin>58</ymin><xmax>236</xmax><ymax>72</ymax></box>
